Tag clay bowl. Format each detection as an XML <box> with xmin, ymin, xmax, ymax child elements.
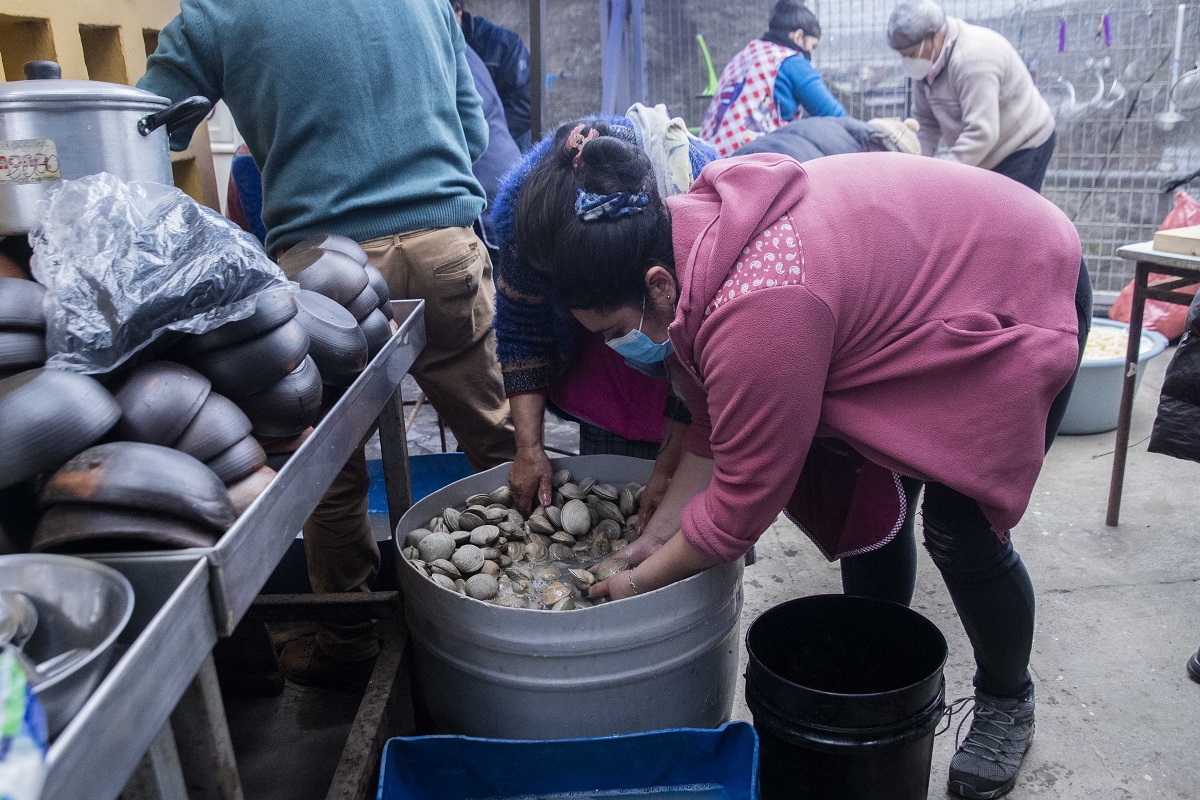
<box><xmin>294</xmin><ymin>290</ymin><xmax>367</xmax><ymax>386</ymax></box>
<box><xmin>0</xmin><ymin>369</ymin><xmax>120</xmax><ymax>490</ymax></box>
<box><xmin>282</xmin><ymin>249</ymin><xmax>369</xmax><ymax>306</ymax></box>
<box><xmin>174</xmin><ymin>392</ymin><xmax>254</xmax><ymax>462</ymax></box>
<box><xmin>346</xmin><ymin>284</ymin><xmax>380</xmax><ymax>322</ymax></box>
<box><xmin>177</xmin><ymin>285</ymin><xmax>297</xmax><ymax>355</ymax></box>
<box><xmin>237</xmin><ymin>356</ymin><xmax>323</xmax><ymax>439</ymax></box>
<box><xmin>281</xmin><ymin>233</ymin><xmax>369</xmax><ymax>267</ymax></box>
<box><xmin>113</xmin><ymin>361</ymin><xmax>211</xmax><ymax>447</ymax></box>
<box><xmin>32</xmin><ymin>504</ymin><xmax>222</xmax><ymax>553</ymax></box>
<box><xmin>205</xmin><ymin>435</ymin><xmax>267</xmax><ymax>486</ymax></box>
<box><xmin>359</xmin><ymin>309</ymin><xmax>393</xmax><ymax>359</ymax></box>
<box><xmin>0</xmin><ymin>278</ymin><xmax>46</xmax><ymax>330</ymax></box>
<box><xmin>187</xmin><ymin>318</ymin><xmax>310</xmax><ymax>400</ymax></box>
<box><xmin>40</xmin><ymin>442</ymin><xmax>236</xmax><ymax>531</ymax></box>
<box><xmin>0</xmin><ymin>331</ymin><xmax>46</xmax><ymax>372</ymax></box>
<box><xmin>363</xmin><ymin>265</ymin><xmax>393</xmax><ymax>321</ymax></box>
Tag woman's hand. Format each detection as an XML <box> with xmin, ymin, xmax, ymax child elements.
<box><xmin>614</xmin><ymin>525</ymin><xmax>672</xmax><ymax>567</ymax></box>
<box><xmin>587</xmin><ymin>531</ymin><xmax>721</xmax><ymax>602</ymax></box>
<box><xmin>588</xmin><ymin>568</ymin><xmax>639</xmax><ymax>602</ymax></box>
<box><xmin>509</xmin><ymin>447</ymin><xmax>552</xmax><ymax>515</ymax></box>
<box><xmin>508</xmin><ymin>392</ymin><xmax>552</xmax><ymax>514</ymax></box>
<box><xmin>637</xmin><ymin>419</ymin><xmax>686</xmax><ymax>534</ymax></box>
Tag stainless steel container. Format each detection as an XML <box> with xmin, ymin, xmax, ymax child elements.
<box><xmin>394</xmin><ymin>454</ymin><xmax>745</xmax><ymax>739</ymax></box>
<box><xmin>0</xmin><ymin>61</ymin><xmax>210</xmax><ymax>234</ymax></box>
<box><xmin>0</xmin><ymin>553</ymin><xmax>135</xmax><ymax>736</ymax></box>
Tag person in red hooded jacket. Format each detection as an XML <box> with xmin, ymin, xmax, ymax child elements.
<box><xmin>513</xmin><ymin>139</ymin><xmax>1091</xmax><ymax>799</ymax></box>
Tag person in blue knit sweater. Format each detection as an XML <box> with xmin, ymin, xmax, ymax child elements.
<box><xmin>492</xmin><ymin>106</ymin><xmax>716</xmax><ymax>517</ymax></box>
<box><xmin>139</xmin><ymin>0</ymin><xmax>517</xmax><ymax>687</ymax></box>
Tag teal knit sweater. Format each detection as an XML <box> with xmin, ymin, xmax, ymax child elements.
<box><xmin>139</xmin><ymin>0</ymin><xmax>488</xmax><ymax>255</ymax></box>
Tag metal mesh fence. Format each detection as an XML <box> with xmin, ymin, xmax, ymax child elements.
<box><xmin>472</xmin><ymin>0</ymin><xmax>1200</xmax><ymax>292</ymax></box>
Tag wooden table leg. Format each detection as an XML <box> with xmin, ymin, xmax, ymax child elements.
<box><xmin>1106</xmin><ymin>260</ymin><xmax>1150</xmax><ymax>526</ymax></box>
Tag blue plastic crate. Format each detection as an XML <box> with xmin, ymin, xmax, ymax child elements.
<box><xmin>376</xmin><ymin>722</ymin><xmax>759</xmax><ymax>800</ymax></box>
<box><xmin>367</xmin><ymin>453</ymin><xmax>474</xmax><ymax>514</ymax></box>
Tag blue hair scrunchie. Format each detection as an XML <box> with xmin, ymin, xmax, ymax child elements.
<box><xmin>575</xmin><ymin>188</ymin><xmax>651</xmax><ymax>222</ymax></box>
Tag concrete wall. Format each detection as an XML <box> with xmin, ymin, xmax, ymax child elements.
<box><xmin>0</xmin><ymin>0</ymin><xmax>219</xmax><ymax>209</ymax></box>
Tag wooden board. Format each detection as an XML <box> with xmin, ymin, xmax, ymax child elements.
<box><xmin>1154</xmin><ymin>225</ymin><xmax>1200</xmax><ymax>257</ymax></box>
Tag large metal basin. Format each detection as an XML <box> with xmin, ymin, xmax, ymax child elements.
<box><xmin>394</xmin><ymin>454</ymin><xmax>744</xmax><ymax>739</ymax></box>
<box><xmin>0</xmin><ymin>554</ymin><xmax>134</xmax><ymax>736</ymax></box>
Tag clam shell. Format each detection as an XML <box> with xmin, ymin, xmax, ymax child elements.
<box><xmin>594</xmin><ymin>556</ymin><xmax>630</xmax><ymax>581</ymax></box>
<box><xmin>451</xmin><ymin>545</ymin><xmax>484</xmax><ymax>574</ymax></box>
<box><xmin>541</xmin><ymin>581</ymin><xmax>572</xmax><ymax>606</ymax></box>
<box><xmin>595</xmin><ymin>500</ymin><xmax>624</xmax><ymax>524</ymax></box>
<box><xmin>430</xmin><ymin>518</ymin><xmax>450</xmax><ymax>534</ymax></box>
<box><xmin>430</xmin><ymin>559</ymin><xmax>463</xmax><ymax>579</ymax></box>
<box><xmin>577</xmin><ymin>477</ymin><xmax>597</xmax><ymax>494</ymax></box>
<box><xmin>470</xmin><ymin>525</ymin><xmax>500</xmax><ymax>546</ymax></box>
<box><xmin>416</xmin><ymin>531</ymin><xmax>455</xmax><ymax>563</ymax></box>
<box><xmin>480</xmin><ymin>546</ymin><xmax>502</xmax><ymax>562</ymax></box>
<box><xmin>548</xmin><ymin>543</ymin><xmax>573</xmax><ymax>561</ymax></box>
<box><xmin>505</xmin><ymin>542</ymin><xmax>526</xmax><ymax>561</ymax></box>
<box><xmin>451</xmin><ymin>530</ymin><xmax>472</xmax><ymax>546</ymax></box>
<box><xmin>559</xmin><ymin>482</ymin><xmax>585</xmax><ymax>500</ymax></box>
<box><xmin>619</xmin><ymin>489</ymin><xmax>637</xmax><ymax>517</ymax></box>
<box><xmin>484</xmin><ymin>505</ymin><xmax>508</xmax><ymax>522</ymax></box>
<box><xmin>489</xmin><ymin>486</ymin><xmax>515</xmax><ymax>506</ymax></box>
<box><xmin>442</xmin><ymin>507</ymin><xmax>461</xmax><ymax>531</ymax></box>
<box><xmin>505</xmin><ymin>565</ymin><xmax>533</xmax><ymax>581</ymax></box>
<box><xmin>552</xmin><ymin>597</ymin><xmax>574</xmax><ymax>612</ymax></box>
<box><xmin>593</xmin><ymin>519</ymin><xmax>621</xmax><ymax>540</ymax></box>
<box><xmin>466</xmin><ymin>573</ymin><xmax>500</xmax><ymax>600</ymax></box>
<box><xmin>458</xmin><ymin>510</ymin><xmax>485</xmax><ymax>530</ymax></box>
<box><xmin>532</xmin><ymin>565</ymin><xmax>561</xmax><ymax>582</ymax></box>
<box><xmin>561</xmin><ymin>499</ymin><xmax>591</xmax><ymax>537</ymax></box>
<box><xmin>499</xmin><ymin>555</ymin><xmax>513</xmax><ymax>568</ymax></box>
<box><xmin>568</xmin><ymin>568</ymin><xmax>595</xmax><ymax>589</ymax></box>
<box><xmin>466</xmin><ymin>493</ymin><xmax>492</xmax><ymax>507</ymax></box>
<box><xmin>612</xmin><ymin>539</ymin><xmax>629</xmax><ymax>551</ymax></box>
<box><xmin>524</xmin><ymin>540</ymin><xmax>548</xmax><ymax>562</ymax></box>
<box><xmin>506</xmin><ymin>509</ymin><xmax>525</xmax><ymax>526</ymax></box>
<box><xmin>550</xmin><ymin>531</ymin><xmax>575</xmax><ymax>545</ymax></box>
<box><xmin>545</xmin><ymin>505</ymin><xmax>562</xmax><ymax>529</ymax></box>
<box><xmin>591</xmin><ymin>534</ymin><xmax>611</xmax><ymax>555</ymax></box>
<box><xmin>404</xmin><ymin>527</ymin><xmax>433</xmax><ymax>548</ymax></box>
<box><xmin>480</xmin><ymin>561</ymin><xmax>501</xmax><ymax>578</ymax></box>
<box><xmin>510</xmin><ymin>578</ymin><xmax>531</xmax><ymax>594</ymax></box>
<box><xmin>430</xmin><ymin>573</ymin><xmax>457</xmax><ymax>591</ymax></box>
<box><xmin>498</xmin><ymin>520</ymin><xmax>522</xmax><ymax>536</ymax></box>
<box><xmin>454</xmin><ymin>579</ymin><xmax>467</xmax><ymax>594</ymax></box>
<box><xmin>492</xmin><ymin>594</ymin><xmax>529</xmax><ymax>608</ymax></box>
<box><xmin>527</xmin><ymin>516</ymin><xmax>555</xmax><ymax>536</ymax></box>
<box><xmin>528</xmin><ymin>533</ymin><xmax>552</xmax><ymax>549</ymax></box>
<box><xmin>591</xmin><ymin>483</ymin><xmax>619</xmax><ymax>502</ymax></box>
<box><xmin>550</xmin><ymin>469</ymin><xmax>571</xmax><ymax>488</ymax></box>
<box><xmin>402</xmin><ymin>545</ymin><xmax>419</xmax><ymax>560</ymax></box>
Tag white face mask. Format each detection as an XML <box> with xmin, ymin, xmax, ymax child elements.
<box><xmin>900</xmin><ymin>39</ymin><xmax>934</xmax><ymax>80</ymax></box>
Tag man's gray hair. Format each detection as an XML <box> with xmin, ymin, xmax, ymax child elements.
<box><xmin>886</xmin><ymin>0</ymin><xmax>946</xmax><ymax>50</ymax></box>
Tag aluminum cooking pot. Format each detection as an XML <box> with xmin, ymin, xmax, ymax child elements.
<box><xmin>0</xmin><ymin>61</ymin><xmax>211</xmax><ymax>235</ymax></box>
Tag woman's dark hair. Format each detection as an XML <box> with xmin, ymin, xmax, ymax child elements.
<box><xmin>514</xmin><ymin>121</ymin><xmax>674</xmax><ymax>311</ymax></box>
<box><xmin>769</xmin><ymin>0</ymin><xmax>821</xmax><ymax>38</ymax></box>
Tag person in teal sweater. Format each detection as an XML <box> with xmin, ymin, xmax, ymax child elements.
<box><xmin>140</xmin><ymin>0</ymin><xmax>517</xmax><ymax>687</ymax></box>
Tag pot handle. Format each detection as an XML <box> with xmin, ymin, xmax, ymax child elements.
<box><xmin>137</xmin><ymin>96</ymin><xmax>213</xmax><ymax>138</ymax></box>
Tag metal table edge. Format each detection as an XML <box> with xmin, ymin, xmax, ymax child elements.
<box><xmin>43</xmin><ymin>557</ymin><xmax>215</xmax><ymax>800</ymax></box>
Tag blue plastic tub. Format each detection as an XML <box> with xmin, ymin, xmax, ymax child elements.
<box><xmin>367</xmin><ymin>452</ymin><xmax>474</xmax><ymax>513</ymax></box>
<box><xmin>376</xmin><ymin>722</ymin><xmax>759</xmax><ymax>800</ymax></box>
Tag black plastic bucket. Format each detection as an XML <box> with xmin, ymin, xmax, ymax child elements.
<box><xmin>745</xmin><ymin>594</ymin><xmax>948</xmax><ymax>800</ymax></box>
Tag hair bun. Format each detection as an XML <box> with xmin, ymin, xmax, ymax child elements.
<box><xmin>579</xmin><ymin>137</ymin><xmax>654</xmax><ymax>196</ymax></box>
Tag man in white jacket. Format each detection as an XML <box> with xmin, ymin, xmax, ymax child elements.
<box><xmin>887</xmin><ymin>0</ymin><xmax>1056</xmax><ymax>193</ymax></box>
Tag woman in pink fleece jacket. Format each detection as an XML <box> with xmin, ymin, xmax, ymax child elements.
<box><xmin>514</xmin><ymin>139</ymin><xmax>1090</xmax><ymax>799</ymax></box>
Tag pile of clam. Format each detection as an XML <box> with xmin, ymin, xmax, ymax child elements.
<box><xmin>400</xmin><ymin>471</ymin><xmax>642</xmax><ymax>610</ymax></box>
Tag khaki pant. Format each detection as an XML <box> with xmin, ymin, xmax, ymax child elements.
<box><xmin>304</xmin><ymin>226</ymin><xmax>516</xmax><ymax>660</ymax></box>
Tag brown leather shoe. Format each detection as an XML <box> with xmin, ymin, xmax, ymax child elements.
<box><xmin>277</xmin><ymin>634</ymin><xmax>376</xmax><ymax>690</ymax></box>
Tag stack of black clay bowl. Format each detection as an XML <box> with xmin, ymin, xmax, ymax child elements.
<box><xmin>0</xmin><ymin>368</ymin><xmax>121</xmax><ymax>553</ymax></box>
<box><xmin>280</xmin><ymin>234</ymin><xmax>393</xmax><ymax>361</ymax></box>
<box><xmin>0</xmin><ymin>277</ymin><xmax>48</xmax><ymax>379</ymax></box>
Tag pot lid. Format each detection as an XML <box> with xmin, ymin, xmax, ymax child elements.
<box><xmin>0</xmin><ymin>61</ymin><xmax>168</xmax><ymax>108</ymax></box>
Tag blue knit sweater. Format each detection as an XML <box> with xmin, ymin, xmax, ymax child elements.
<box><xmin>492</xmin><ymin>118</ymin><xmax>717</xmax><ymax>395</ymax></box>
<box><xmin>138</xmin><ymin>0</ymin><xmax>488</xmax><ymax>255</ymax></box>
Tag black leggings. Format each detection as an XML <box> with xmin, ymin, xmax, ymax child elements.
<box><xmin>842</xmin><ymin>261</ymin><xmax>1092</xmax><ymax>699</ymax></box>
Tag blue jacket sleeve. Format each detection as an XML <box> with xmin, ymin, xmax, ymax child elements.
<box><xmin>774</xmin><ymin>54</ymin><xmax>846</xmax><ymax>120</ymax></box>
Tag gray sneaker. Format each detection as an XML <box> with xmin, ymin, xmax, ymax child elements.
<box><xmin>948</xmin><ymin>685</ymin><xmax>1036</xmax><ymax>800</ymax></box>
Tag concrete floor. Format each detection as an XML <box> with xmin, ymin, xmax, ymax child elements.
<box><xmin>386</xmin><ymin>351</ymin><xmax>1200</xmax><ymax>799</ymax></box>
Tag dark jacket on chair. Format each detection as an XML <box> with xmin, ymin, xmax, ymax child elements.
<box><xmin>1150</xmin><ymin>292</ymin><xmax>1200</xmax><ymax>461</ymax></box>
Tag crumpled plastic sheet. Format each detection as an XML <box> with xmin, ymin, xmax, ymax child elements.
<box><xmin>29</xmin><ymin>173</ymin><xmax>287</xmax><ymax>374</ymax></box>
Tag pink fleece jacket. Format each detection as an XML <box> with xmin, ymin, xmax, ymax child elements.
<box><xmin>666</xmin><ymin>152</ymin><xmax>1082</xmax><ymax>563</ymax></box>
